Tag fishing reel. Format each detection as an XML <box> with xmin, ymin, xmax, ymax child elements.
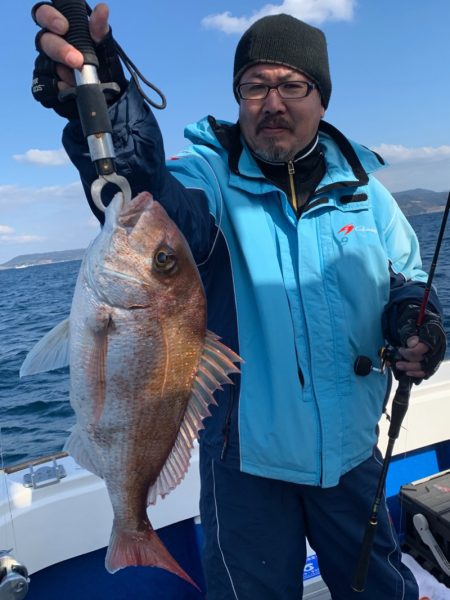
<box><xmin>0</xmin><ymin>552</ymin><xmax>29</xmax><ymax>600</ymax></box>
<box><xmin>379</xmin><ymin>345</ymin><xmax>423</xmax><ymax>384</ymax></box>
<box><xmin>354</xmin><ymin>346</ymin><xmax>402</xmax><ymax>379</ymax></box>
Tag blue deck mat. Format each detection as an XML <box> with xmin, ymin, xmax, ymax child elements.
<box><xmin>27</xmin><ymin>518</ymin><xmax>206</xmax><ymax>600</ymax></box>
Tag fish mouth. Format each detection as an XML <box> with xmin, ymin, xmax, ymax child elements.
<box><xmin>119</xmin><ymin>192</ymin><xmax>154</xmax><ymax>229</ymax></box>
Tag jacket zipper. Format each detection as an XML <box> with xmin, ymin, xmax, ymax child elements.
<box><xmin>287</xmin><ymin>160</ymin><xmax>298</xmax><ymax>214</ymax></box>
<box><xmin>287</xmin><ymin>163</ymin><xmax>305</xmax><ymax>387</ymax></box>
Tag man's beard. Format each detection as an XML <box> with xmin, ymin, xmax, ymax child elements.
<box><xmin>252</xmin><ymin>138</ymin><xmax>294</xmax><ymax>163</ymax></box>
<box><xmin>251</xmin><ymin>117</ymin><xmax>295</xmax><ymax>162</ymax></box>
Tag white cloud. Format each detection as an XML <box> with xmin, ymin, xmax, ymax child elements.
<box><xmin>0</xmin><ymin>182</ymin><xmax>84</xmax><ymax>209</ymax></box>
<box><xmin>0</xmin><ymin>224</ymin><xmax>46</xmax><ymax>245</ymax></box>
<box><xmin>371</xmin><ymin>144</ymin><xmax>450</xmax><ymax>193</ymax></box>
<box><xmin>0</xmin><ymin>233</ymin><xmax>46</xmax><ymax>243</ymax></box>
<box><xmin>12</xmin><ymin>148</ymin><xmax>70</xmax><ymax>166</ymax></box>
<box><xmin>371</xmin><ymin>144</ymin><xmax>450</xmax><ymax>164</ymax></box>
<box><xmin>0</xmin><ymin>181</ymin><xmax>97</xmax><ymax>264</ymax></box>
<box><xmin>202</xmin><ymin>0</ymin><xmax>356</xmax><ymax>33</ymax></box>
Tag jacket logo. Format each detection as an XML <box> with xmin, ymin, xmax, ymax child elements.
<box><xmin>338</xmin><ymin>225</ymin><xmax>354</xmax><ymax>235</ymax></box>
<box><xmin>337</xmin><ymin>224</ymin><xmax>377</xmax><ymax>245</ymax></box>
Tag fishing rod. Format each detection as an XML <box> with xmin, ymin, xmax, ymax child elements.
<box><xmin>351</xmin><ymin>190</ymin><xmax>450</xmax><ymax>593</ymax></box>
<box><xmin>50</xmin><ymin>0</ymin><xmax>132</xmax><ymax>212</ymax></box>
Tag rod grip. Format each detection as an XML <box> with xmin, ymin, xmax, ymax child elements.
<box><xmin>52</xmin><ymin>0</ymin><xmax>98</xmax><ymax>67</ymax></box>
<box><xmin>351</xmin><ymin>520</ymin><xmax>377</xmax><ymax>592</ymax></box>
<box><xmin>387</xmin><ymin>376</ymin><xmax>412</xmax><ymax>439</ymax></box>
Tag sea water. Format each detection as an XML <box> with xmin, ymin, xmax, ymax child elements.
<box><xmin>0</xmin><ymin>212</ymin><xmax>449</xmax><ymax>466</ymax></box>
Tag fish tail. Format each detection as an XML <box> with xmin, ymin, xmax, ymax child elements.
<box><xmin>105</xmin><ymin>522</ymin><xmax>200</xmax><ymax>590</ymax></box>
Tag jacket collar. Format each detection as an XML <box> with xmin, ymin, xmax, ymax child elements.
<box><xmin>252</xmin><ymin>133</ymin><xmax>320</xmax><ymax>167</ymax></box>
<box><xmin>205</xmin><ymin>116</ymin><xmax>385</xmax><ymax>191</ymax></box>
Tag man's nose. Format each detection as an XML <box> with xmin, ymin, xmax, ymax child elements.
<box><xmin>262</xmin><ymin>88</ymin><xmax>286</xmax><ymax>111</ymax></box>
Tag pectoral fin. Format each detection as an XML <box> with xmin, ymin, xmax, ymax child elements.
<box><xmin>20</xmin><ymin>319</ymin><xmax>70</xmax><ymax>377</ymax></box>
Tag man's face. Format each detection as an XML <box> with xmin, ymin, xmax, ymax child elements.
<box><xmin>238</xmin><ymin>64</ymin><xmax>325</xmax><ymax>162</ymax></box>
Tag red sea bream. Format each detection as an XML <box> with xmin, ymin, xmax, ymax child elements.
<box><xmin>20</xmin><ymin>191</ymin><xmax>241</xmax><ymax>587</ymax></box>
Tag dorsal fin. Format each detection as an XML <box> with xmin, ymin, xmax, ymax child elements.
<box><xmin>146</xmin><ymin>331</ymin><xmax>242</xmax><ymax>505</ymax></box>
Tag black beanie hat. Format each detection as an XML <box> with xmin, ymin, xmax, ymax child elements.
<box><xmin>233</xmin><ymin>14</ymin><xmax>331</xmax><ymax>108</ymax></box>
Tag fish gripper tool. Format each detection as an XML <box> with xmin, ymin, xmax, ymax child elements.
<box><xmin>52</xmin><ymin>0</ymin><xmax>131</xmax><ymax>211</ymax></box>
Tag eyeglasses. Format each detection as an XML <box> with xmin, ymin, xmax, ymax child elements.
<box><xmin>237</xmin><ymin>81</ymin><xmax>316</xmax><ymax>100</ymax></box>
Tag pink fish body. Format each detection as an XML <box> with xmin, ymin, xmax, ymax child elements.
<box><xmin>21</xmin><ymin>192</ymin><xmax>241</xmax><ymax>586</ymax></box>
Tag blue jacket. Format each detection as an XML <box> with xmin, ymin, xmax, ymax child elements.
<box><xmin>63</xmin><ymin>83</ymin><xmax>440</xmax><ymax>487</ymax></box>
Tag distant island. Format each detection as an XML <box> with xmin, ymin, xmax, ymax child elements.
<box><xmin>0</xmin><ymin>188</ymin><xmax>447</xmax><ymax>269</ymax></box>
<box><xmin>0</xmin><ymin>248</ymin><xmax>85</xmax><ymax>271</ymax></box>
<box><xmin>392</xmin><ymin>188</ymin><xmax>448</xmax><ymax>217</ymax></box>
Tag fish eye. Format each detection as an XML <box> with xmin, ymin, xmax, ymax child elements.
<box><xmin>153</xmin><ymin>246</ymin><xmax>177</xmax><ymax>272</ymax></box>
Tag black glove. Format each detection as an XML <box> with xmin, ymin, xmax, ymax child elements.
<box><xmin>395</xmin><ymin>302</ymin><xmax>447</xmax><ymax>380</ymax></box>
<box><xmin>31</xmin><ymin>2</ymin><xmax>127</xmax><ymax>119</ymax></box>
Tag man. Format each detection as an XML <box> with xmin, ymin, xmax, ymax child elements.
<box><xmin>32</xmin><ymin>5</ymin><xmax>446</xmax><ymax>598</ymax></box>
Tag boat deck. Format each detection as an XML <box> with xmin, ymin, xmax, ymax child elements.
<box><xmin>1</xmin><ymin>361</ymin><xmax>449</xmax><ymax>598</ymax></box>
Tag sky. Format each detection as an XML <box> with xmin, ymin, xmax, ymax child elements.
<box><xmin>2</xmin><ymin>0</ymin><xmax>450</xmax><ymax>264</ymax></box>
